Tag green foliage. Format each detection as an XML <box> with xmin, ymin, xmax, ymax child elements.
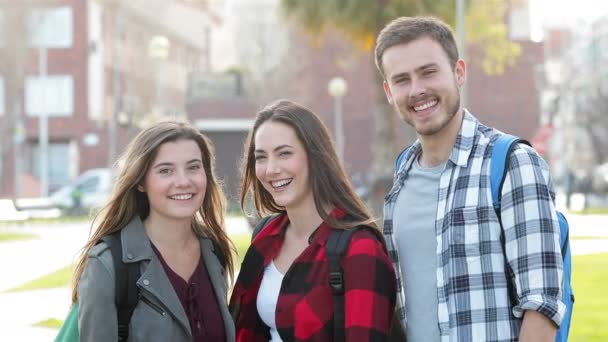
<box><xmin>570</xmin><ymin>253</ymin><xmax>608</xmax><ymax>341</ymax></box>
<box><xmin>281</xmin><ymin>0</ymin><xmax>520</xmax><ymax>75</ymax></box>
<box><xmin>571</xmin><ymin>207</ymin><xmax>608</xmax><ymax>215</ymax></box>
<box><xmin>0</xmin><ymin>232</ymin><xmax>37</xmax><ymax>242</ymax></box>
<box><xmin>7</xmin><ymin>264</ymin><xmax>73</xmax><ymax>292</ymax></box>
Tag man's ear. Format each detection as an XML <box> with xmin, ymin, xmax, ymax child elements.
<box><xmin>383</xmin><ymin>80</ymin><xmax>394</xmax><ymax>105</ymax></box>
<box><xmin>455</xmin><ymin>59</ymin><xmax>466</xmax><ymax>87</ymax></box>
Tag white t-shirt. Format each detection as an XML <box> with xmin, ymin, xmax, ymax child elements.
<box><xmin>256</xmin><ymin>261</ymin><xmax>284</xmax><ymax>342</ymax></box>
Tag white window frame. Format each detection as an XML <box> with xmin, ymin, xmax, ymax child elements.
<box><xmin>28</xmin><ymin>6</ymin><xmax>73</xmax><ymax>48</ymax></box>
<box><xmin>25</xmin><ymin>75</ymin><xmax>74</xmax><ymax>117</ymax></box>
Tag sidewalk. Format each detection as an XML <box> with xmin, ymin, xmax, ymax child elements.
<box><xmin>0</xmin><ymin>217</ymin><xmax>250</xmax><ymax>342</ymax></box>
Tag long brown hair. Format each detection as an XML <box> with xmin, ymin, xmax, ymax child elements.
<box><xmin>240</xmin><ymin>99</ymin><xmax>378</xmax><ymax>231</ymax></box>
<box><xmin>71</xmin><ymin>121</ymin><xmax>234</xmax><ymax>303</ymax></box>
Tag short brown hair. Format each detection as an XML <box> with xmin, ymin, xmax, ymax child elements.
<box><xmin>375</xmin><ymin>16</ymin><xmax>459</xmax><ymax>78</ymax></box>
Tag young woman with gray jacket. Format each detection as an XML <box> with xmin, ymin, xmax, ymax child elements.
<box><xmin>71</xmin><ymin>121</ymin><xmax>236</xmax><ymax>341</ymax></box>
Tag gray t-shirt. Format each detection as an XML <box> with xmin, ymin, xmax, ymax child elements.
<box><xmin>393</xmin><ymin>157</ymin><xmax>444</xmax><ymax>342</ymax></box>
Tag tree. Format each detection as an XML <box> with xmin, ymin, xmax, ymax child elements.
<box><xmin>280</xmin><ymin>0</ymin><xmax>521</xmax><ymax>218</ymax></box>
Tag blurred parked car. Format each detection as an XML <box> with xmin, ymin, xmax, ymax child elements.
<box><xmin>15</xmin><ymin>168</ymin><xmax>113</xmax><ymax>213</ymax></box>
<box><xmin>48</xmin><ymin>168</ymin><xmax>113</xmax><ymax>213</ymax></box>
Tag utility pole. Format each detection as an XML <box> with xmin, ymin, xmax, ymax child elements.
<box><xmin>38</xmin><ymin>45</ymin><xmax>49</xmax><ymax>197</ymax></box>
<box><xmin>109</xmin><ymin>8</ymin><xmax>122</xmax><ymax>166</ymax></box>
<box><xmin>456</xmin><ymin>0</ymin><xmax>467</xmax><ymax>108</ymax></box>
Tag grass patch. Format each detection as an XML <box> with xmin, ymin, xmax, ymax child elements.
<box><xmin>0</xmin><ymin>232</ymin><xmax>37</xmax><ymax>242</ymax></box>
<box><xmin>570</xmin><ymin>236</ymin><xmax>608</xmax><ymax>240</ymax></box>
<box><xmin>231</xmin><ymin>233</ymin><xmax>252</xmax><ymax>267</ymax></box>
<box><xmin>570</xmin><ymin>253</ymin><xmax>608</xmax><ymax>341</ymax></box>
<box><xmin>571</xmin><ymin>207</ymin><xmax>608</xmax><ymax>215</ymax></box>
<box><xmin>32</xmin><ymin>318</ymin><xmax>63</xmax><ymax>329</ymax></box>
<box><xmin>7</xmin><ymin>264</ymin><xmax>73</xmax><ymax>292</ymax></box>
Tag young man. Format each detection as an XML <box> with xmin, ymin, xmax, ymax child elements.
<box><xmin>375</xmin><ymin>16</ymin><xmax>565</xmax><ymax>342</ymax></box>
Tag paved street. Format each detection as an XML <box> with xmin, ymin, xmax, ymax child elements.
<box><xmin>0</xmin><ymin>214</ymin><xmax>605</xmax><ymax>341</ymax></box>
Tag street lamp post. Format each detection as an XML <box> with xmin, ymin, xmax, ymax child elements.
<box><xmin>38</xmin><ymin>45</ymin><xmax>49</xmax><ymax>197</ymax></box>
<box><xmin>148</xmin><ymin>35</ymin><xmax>170</xmax><ymax>118</ymax></box>
<box><xmin>456</xmin><ymin>0</ymin><xmax>467</xmax><ymax>108</ymax></box>
<box><xmin>328</xmin><ymin>77</ymin><xmax>348</xmax><ymax>162</ymax></box>
<box><xmin>109</xmin><ymin>10</ymin><xmax>123</xmax><ymax>166</ymax></box>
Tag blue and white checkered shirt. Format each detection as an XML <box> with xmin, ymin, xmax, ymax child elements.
<box><xmin>384</xmin><ymin>111</ymin><xmax>565</xmax><ymax>341</ymax></box>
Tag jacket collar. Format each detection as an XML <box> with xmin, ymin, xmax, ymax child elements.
<box><xmin>119</xmin><ymin>216</ymin><xmax>233</xmax><ymax>338</ymax></box>
<box><xmin>119</xmin><ymin>215</ymin><xmax>154</xmax><ymax>263</ymax></box>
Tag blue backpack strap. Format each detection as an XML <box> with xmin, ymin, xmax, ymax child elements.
<box><xmin>490</xmin><ymin>134</ymin><xmax>530</xmax><ymax>215</ymax></box>
<box><xmin>491</xmin><ymin>135</ymin><xmax>574</xmax><ymax>342</ymax></box>
<box><xmin>395</xmin><ymin>146</ymin><xmax>412</xmax><ymax>172</ymax></box>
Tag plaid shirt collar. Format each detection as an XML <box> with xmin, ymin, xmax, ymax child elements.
<box><xmin>398</xmin><ymin>110</ymin><xmax>478</xmax><ymax>174</ymax></box>
<box><xmin>256</xmin><ymin>208</ymin><xmax>344</xmax><ymax>249</ymax></box>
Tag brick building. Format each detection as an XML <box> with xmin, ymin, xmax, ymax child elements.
<box><xmin>0</xmin><ymin>0</ymin><xmax>217</xmax><ymax>198</ymax></box>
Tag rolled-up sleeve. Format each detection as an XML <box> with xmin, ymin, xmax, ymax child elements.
<box><xmin>500</xmin><ymin>144</ymin><xmax>566</xmax><ymax>326</ymax></box>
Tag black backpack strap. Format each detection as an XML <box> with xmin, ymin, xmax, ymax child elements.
<box><xmin>325</xmin><ymin>228</ymin><xmax>359</xmax><ymax>342</ymax></box>
<box><xmin>251</xmin><ymin>214</ymin><xmax>279</xmax><ymax>241</ymax></box>
<box><xmin>104</xmin><ymin>231</ymin><xmax>140</xmax><ymax>342</ymax></box>
<box><xmin>210</xmin><ymin>238</ymin><xmax>226</xmax><ymax>269</ymax></box>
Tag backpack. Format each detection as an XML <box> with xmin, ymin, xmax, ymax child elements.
<box><xmin>490</xmin><ymin>134</ymin><xmax>573</xmax><ymax>342</ymax></box>
<box><xmin>56</xmin><ymin>231</ymin><xmax>226</xmax><ymax>342</ymax></box>
<box><xmin>395</xmin><ymin>137</ymin><xmax>574</xmax><ymax>341</ymax></box>
<box><xmin>251</xmin><ymin>215</ymin><xmax>405</xmax><ymax>342</ymax></box>
<box><xmin>55</xmin><ymin>231</ymin><xmax>140</xmax><ymax>342</ymax></box>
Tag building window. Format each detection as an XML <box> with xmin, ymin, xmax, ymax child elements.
<box><xmin>28</xmin><ymin>6</ymin><xmax>73</xmax><ymax>48</ymax></box>
<box><xmin>25</xmin><ymin>75</ymin><xmax>74</xmax><ymax>117</ymax></box>
<box><xmin>29</xmin><ymin>142</ymin><xmax>71</xmax><ymax>192</ymax></box>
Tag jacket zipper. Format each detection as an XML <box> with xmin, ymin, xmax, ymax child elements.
<box><xmin>139</xmin><ymin>295</ymin><xmax>167</xmax><ymax>316</ymax></box>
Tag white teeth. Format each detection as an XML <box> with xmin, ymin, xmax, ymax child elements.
<box><xmin>170</xmin><ymin>194</ymin><xmax>193</xmax><ymax>200</ymax></box>
<box><xmin>414</xmin><ymin>100</ymin><xmax>437</xmax><ymax>111</ymax></box>
<box><xmin>271</xmin><ymin>179</ymin><xmax>292</xmax><ymax>188</ymax></box>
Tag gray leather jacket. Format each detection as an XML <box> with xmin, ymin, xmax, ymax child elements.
<box><xmin>78</xmin><ymin>216</ymin><xmax>235</xmax><ymax>341</ymax></box>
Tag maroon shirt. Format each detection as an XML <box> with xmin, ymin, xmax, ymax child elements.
<box><xmin>152</xmin><ymin>244</ymin><xmax>226</xmax><ymax>342</ymax></box>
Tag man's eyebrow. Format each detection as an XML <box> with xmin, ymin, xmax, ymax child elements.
<box><xmin>415</xmin><ymin>63</ymin><xmax>438</xmax><ymax>72</ymax></box>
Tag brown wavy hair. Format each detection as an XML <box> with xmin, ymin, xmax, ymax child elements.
<box><xmin>71</xmin><ymin>121</ymin><xmax>234</xmax><ymax>303</ymax></box>
<box><xmin>240</xmin><ymin>99</ymin><xmax>378</xmax><ymax>231</ymax></box>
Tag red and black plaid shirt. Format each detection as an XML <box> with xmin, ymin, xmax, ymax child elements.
<box><xmin>229</xmin><ymin>211</ymin><xmax>397</xmax><ymax>342</ymax></box>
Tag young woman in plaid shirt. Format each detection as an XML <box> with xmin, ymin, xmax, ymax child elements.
<box><xmin>229</xmin><ymin>100</ymin><xmax>397</xmax><ymax>341</ymax></box>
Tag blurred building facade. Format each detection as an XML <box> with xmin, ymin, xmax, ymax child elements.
<box><xmin>187</xmin><ymin>0</ymin><xmax>550</xmax><ymax>207</ymax></box>
<box><xmin>0</xmin><ymin>0</ymin><xmax>218</xmax><ymax>197</ymax></box>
